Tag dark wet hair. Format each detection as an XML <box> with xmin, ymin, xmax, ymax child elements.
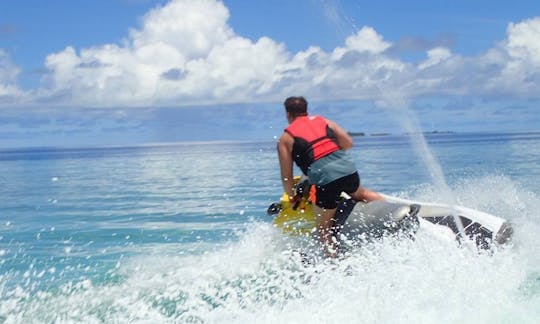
<box><xmin>284</xmin><ymin>96</ymin><xmax>308</xmax><ymax>117</ymax></box>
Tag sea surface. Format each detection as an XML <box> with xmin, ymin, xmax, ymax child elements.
<box><xmin>0</xmin><ymin>132</ymin><xmax>539</xmax><ymax>323</ymax></box>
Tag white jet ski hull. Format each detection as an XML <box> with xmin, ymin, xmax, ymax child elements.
<box><xmin>269</xmin><ymin>191</ymin><xmax>512</xmax><ymax>249</ymax></box>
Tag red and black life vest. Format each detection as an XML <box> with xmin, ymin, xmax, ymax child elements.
<box><xmin>284</xmin><ymin>115</ymin><xmax>341</xmax><ymax>174</ymax></box>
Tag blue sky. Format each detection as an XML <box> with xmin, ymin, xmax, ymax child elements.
<box><xmin>1</xmin><ymin>0</ymin><xmax>539</xmax><ymax>148</ymax></box>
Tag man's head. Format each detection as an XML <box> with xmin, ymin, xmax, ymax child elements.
<box><xmin>284</xmin><ymin>96</ymin><xmax>308</xmax><ymax>120</ymax></box>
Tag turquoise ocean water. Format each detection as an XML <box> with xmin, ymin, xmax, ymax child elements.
<box><xmin>1</xmin><ymin>132</ymin><xmax>539</xmax><ymax>323</ymax></box>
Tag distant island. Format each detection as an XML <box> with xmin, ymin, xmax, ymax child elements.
<box><xmin>406</xmin><ymin>130</ymin><xmax>455</xmax><ymax>135</ymax></box>
<box><xmin>348</xmin><ymin>132</ymin><xmax>365</xmax><ymax>137</ymax></box>
<box><xmin>348</xmin><ymin>130</ymin><xmax>455</xmax><ymax>137</ymax></box>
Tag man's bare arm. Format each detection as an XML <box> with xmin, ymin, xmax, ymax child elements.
<box><xmin>277</xmin><ymin>133</ymin><xmax>295</xmax><ymax>199</ymax></box>
<box><xmin>326</xmin><ymin>119</ymin><xmax>353</xmax><ymax>150</ymax></box>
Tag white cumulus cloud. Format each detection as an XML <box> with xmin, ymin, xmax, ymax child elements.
<box><xmin>418</xmin><ymin>47</ymin><xmax>452</xmax><ymax>70</ymax></box>
<box><xmin>0</xmin><ymin>50</ymin><xmax>24</xmax><ymax>100</ymax></box>
<box><xmin>39</xmin><ymin>0</ymin><xmax>289</xmax><ymax>107</ymax></box>
<box><xmin>344</xmin><ymin>27</ymin><xmax>391</xmax><ymax>54</ymax></box>
<box><xmin>506</xmin><ymin>17</ymin><xmax>540</xmax><ymax>65</ymax></box>
<box><xmin>456</xmin><ymin>17</ymin><xmax>540</xmax><ymax>99</ymax></box>
<box><xmin>3</xmin><ymin>0</ymin><xmax>540</xmax><ymax>108</ymax></box>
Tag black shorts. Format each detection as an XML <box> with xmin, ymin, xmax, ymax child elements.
<box><xmin>314</xmin><ymin>172</ymin><xmax>360</xmax><ymax>209</ymax></box>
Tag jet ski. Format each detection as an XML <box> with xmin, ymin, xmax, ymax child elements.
<box><xmin>267</xmin><ymin>177</ymin><xmax>513</xmax><ymax>249</ymax></box>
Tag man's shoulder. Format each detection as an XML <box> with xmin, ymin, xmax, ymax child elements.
<box><xmin>279</xmin><ymin>131</ymin><xmax>293</xmax><ymax>143</ymax></box>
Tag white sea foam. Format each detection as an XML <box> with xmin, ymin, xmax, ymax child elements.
<box><xmin>1</xmin><ymin>176</ymin><xmax>539</xmax><ymax>323</ymax></box>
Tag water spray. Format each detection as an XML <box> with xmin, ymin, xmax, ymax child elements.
<box><xmin>375</xmin><ymin>85</ymin><xmax>468</xmax><ymax>239</ymax></box>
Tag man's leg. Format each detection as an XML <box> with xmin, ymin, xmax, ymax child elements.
<box><xmin>350</xmin><ymin>186</ymin><xmax>384</xmax><ymax>202</ymax></box>
<box><xmin>313</xmin><ymin>204</ymin><xmax>338</xmax><ymax>258</ymax></box>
